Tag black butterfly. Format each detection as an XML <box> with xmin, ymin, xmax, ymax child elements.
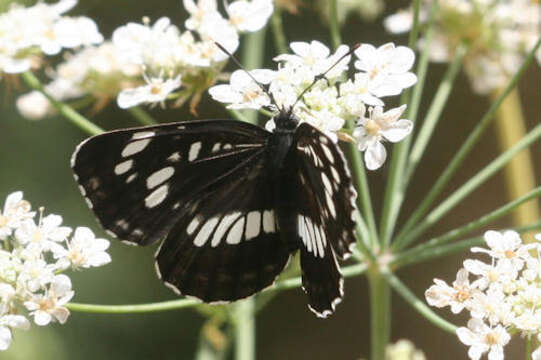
<box><xmin>72</xmin><ymin>110</ymin><xmax>358</xmax><ymax>317</ymax></box>
<box><xmin>71</xmin><ymin>43</ymin><xmax>359</xmax><ymax>317</ymax></box>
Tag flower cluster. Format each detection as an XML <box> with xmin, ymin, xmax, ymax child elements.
<box><xmin>0</xmin><ymin>192</ymin><xmax>111</xmax><ymax>351</ymax></box>
<box><xmin>0</xmin><ymin>0</ymin><xmax>102</xmax><ymax>75</ymax></box>
<box><xmin>426</xmin><ymin>230</ymin><xmax>541</xmax><ymax>360</ymax></box>
<box><xmin>16</xmin><ymin>0</ymin><xmax>274</xmax><ymax>118</ymax></box>
<box><xmin>385</xmin><ymin>0</ymin><xmax>541</xmax><ymax>94</ymax></box>
<box><xmin>209</xmin><ymin>41</ymin><xmax>417</xmax><ymax>170</ymax></box>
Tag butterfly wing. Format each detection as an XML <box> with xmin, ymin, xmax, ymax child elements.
<box><xmin>72</xmin><ymin>119</ymin><xmax>269</xmax><ymax>247</ymax></box>
<box><xmin>73</xmin><ymin>119</ymin><xmax>291</xmax><ymax>302</ymax></box>
<box><xmin>293</xmin><ymin>123</ymin><xmax>358</xmax><ymax>317</ymax></box>
<box><xmin>155</xmin><ymin>144</ymin><xmax>291</xmax><ymax>302</ymax></box>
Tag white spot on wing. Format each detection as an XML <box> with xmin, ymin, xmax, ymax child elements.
<box><xmin>326</xmin><ymin>192</ymin><xmax>336</xmax><ymax>218</ymax></box>
<box><xmin>194</xmin><ymin>217</ymin><xmax>219</xmax><ymax>247</ymax></box>
<box><xmin>223</xmin><ymin>143</ymin><xmax>232</xmax><ymax>150</ymax></box>
<box><xmin>321</xmin><ymin>172</ymin><xmax>333</xmax><ymax>194</ymax></box>
<box><xmin>212</xmin><ymin>143</ymin><xmax>221</xmax><ymax>153</ymax></box>
<box><xmin>126</xmin><ymin>173</ymin><xmax>137</xmax><ymax>183</ymax></box>
<box><xmin>146</xmin><ymin>166</ymin><xmax>175</xmax><ymax>189</ymax></box>
<box><xmin>144</xmin><ymin>184</ymin><xmax>168</xmax><ymax>208</ymax></box>
<box><xmin>262</xmin><ymin>210</ymin><xmax>275</xmax><ymax>233</ymax></box>
<box><xmin>245</xmin><ymin>211</ymin><xmax>261</xmax><ymax>240</ymax></box>
<box><xmin>226</xmin><ymin>217</ymin><xmax>245</xmax><ymax>245</ymax></box>
<box><xmin>122</xmin><ymin>139</ymin><xmax>151</xmax><ymax>157</ymax></box>
<box><xmin>167</xmin><ymin>152</ymin><xmax>181</xmax><ymax>162</ymax></box>
<box><xmin>321</xmin><ymin>143</ymin><xmax>334</xmax><ymax>163</ymax></box>
<box><xmin>213</xmin><ymin>213</ymin><xmax>240</xmax><ymax>246</ymax></box>
<box><xmin>114</xmin><ymin>159</ymin><xmax>133</xmax><ymax>175</ymax></box>
<box><xmin>330</xmin><ymin>166</ymin><xmax>340</xmax><ymax>183</ymax></box>
<box><xmin>187</xmin><ymin>217</ymin><xmax>201</xmax><ymax>235</ymax></box>
<box><xmin>132</xmin><ymin>131</ymin><xmax>155</xmax><ymax>140</ymax></box>
<box><xmin>314</xmin><ymin>226</ymin><xmax>325</xmax><ymax>258</ymax></box>
<box><xmin>189</xmin><ymin>142</ymin><xmax>202</xmax><ymax>161</ymax></box>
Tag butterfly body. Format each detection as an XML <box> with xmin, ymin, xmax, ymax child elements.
<box><xmin>72</xmin><ymin>112</ymin><xmax>357</xmax><ymax>317</ymax></box>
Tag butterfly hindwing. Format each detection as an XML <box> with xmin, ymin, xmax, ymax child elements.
<box><xmin>72</xmin><ymin>120</ymin><xmax>269</xmax><ymax>247</ymax></box>
<box><xmin>155</xmin><ymin>147</ymin><xmax>291</xmax><ymax>302</ymax></box>
<box><xmin>293</xmin><ymin>123</ymin><xmax>358</xmax><ymax>317</ymax></box>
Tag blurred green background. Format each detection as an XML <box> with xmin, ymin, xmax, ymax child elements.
<box><xmin>0</xmin><ymin>0</ymin><xmax>539</xmax><ymax>359</ymax></box>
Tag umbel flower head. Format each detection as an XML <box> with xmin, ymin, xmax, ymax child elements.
<box><xmin>0</xmin><ymin>191</ymin><xmax>111</xmax><ymax>351</ymax></box>
<box><xmin>426</xmin><ymin>230</ymin><xmax>541</xmax><ymax>360</ymax></box>
<box><xmin>385</xmin><ymin>0</ymin><xmax>541</xmax><ymax>94</ymax></box>
<box><xmin>15</xmin><ymin>0</ymin><xmax>275</xmax><ymax>119</ymax></box>
<box><xmin>0</xmin><ymin>0</ymin><xmax>102</xmax><ymax>74</ymax></box>
<box><xmin>209</xmin><ymin>40</ymin><xmax>416</xmax><ymax>170</ymax></box>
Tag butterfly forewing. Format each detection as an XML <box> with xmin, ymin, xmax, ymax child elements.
<box><xmin>292</xmin><ymin>123</ymin><xmax>358</xmax><ymax>317</ymax></box>
<box><xmin>155</xmin><ymin>148</ymin><xmax>291</xmax><ymax>302</ymax></box>
<box><xmin>72</xmin><ymin>120</ymin><xmax>269</xmax><ymax>246</ymax></box>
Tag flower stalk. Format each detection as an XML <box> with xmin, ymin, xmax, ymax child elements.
<box><xmin>367</xmin><ymin>267</ymin><xmax>391</xmax><ymax>360</ymax></box>
<box><xmin>491</xmin><ymin>88</ymin><xmax>540</xmax><ymax>241</ymax></box>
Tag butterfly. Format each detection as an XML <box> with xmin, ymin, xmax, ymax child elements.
<box><xmin>71</xmin><ymin>45</ymin><xmax>359</xmax><ymax>318</ymax></box>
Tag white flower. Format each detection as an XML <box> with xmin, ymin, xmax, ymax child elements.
<box><xmin>196</xmin><ymin>14</ymin><xmax>239</xmax><ymax>63</ymax></box>
<box><xmin>533</xmin><ymin>333</ymin><xmax>541</xmax><ymax>360</ymax></box>
<box><xmin>208</xmin><ymin>69</ymin><xmax>274</xmax><ymax>109</ymax></box>
<box><xmin>55</xmin><ymin>227</ymin><xmax>111</xmax><ymax>269</ymax></box>
<box><xmin>468</xmin><ymin>285</ymin><xmax>513</xmax><ymax>326</ymax></box>
<box><xmin>36</xmin><ymin>16</ymin><xmax>103</xmax><ymax>55</ymax></box>
<box><xmin>353</xmin><ymin>105</ymin><xmax>413</xmax><ymax>170</ymax></box>
<box><xmin>0</xmin><ymin>315</ymin><xmax>30</xmax><ymax>351</ymax></box>
<box><xmin>339</xmin><ymin>73</ymin><xmax>385</xmax><ymax>107</ymax></box>
<box><xmin>425</xmin><ymin>268</ymin><xmax>476</xmax><ymax>314</ymax></box>
<box><xmin>472</xmin><ymin>230</ymin><xmax>533</xmax><ymax>271</ymax></box>
<box><xmin>464</xmin><ymin>259</ymin><xmax>518</xmax><ymax>291</ymax></box>
<box><xmin>117</xmin><ymin>74</ymin><xmax>182</xmax><ymax>109</ymax></box>
<box><xmin>15</xmin><ymin>215</ymin><xmax>72</xmax><ymax>253</ymax></box>
<box><xmin>16</xmin><ymin>91</ymin><xmax>54</xmax><ymax>120</ymax></box>
<box><xmin>183</xmin><ymin>0</ymin><xmax>219</xmax><ymax>31</ymax></box>
<box><xmin>24</xmin><ymin>274</ymin><xmax>74</xmax><ymax>326</ymax></box>
<box><xmin>0</xmin><ymin>192</ymin><xmax>34</xmax><ymax>240</ymax></box>
<box><xmin>227</xmin><ymin>0</ymin><xmax>274</xmax><ymax>32</ymax></box>
<box><xmin>353</xmin><ymin>43</ymin><xmax>417</xmax><ymax>97</ymax></box>
<box><xmin>16</xmin><ymin>258</ymin><xmax>56</xmax><ymax>293</ymax></box>
<box><xmin>456</xmin><ymin>319</ymin><xmax>510</xmax><ymax>360</ymax></box>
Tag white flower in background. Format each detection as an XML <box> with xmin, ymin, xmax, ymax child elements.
<box><xmin>16</xmin><ymin>91</ymin><xmax>54</xmax><ymax>121</ymax></box>
<box><xmin>385</xmin><ymin>339</ymin><xmax>426</xmax><ymax>360</ymax></box>
<box><xmin>353</xmin><ymin>43</ymin><xmax>417</xmax><ymax>98</ymax></box>
<box><xmin>209</xmin><ymin>69</ymin><xmax>274</xmax><ymax>109</ymax></box>
<box><xmin>0</xmin><ymin>0</ymin><xmax>103</xmax><ymax>74</ymax></box>
<box><xmin>24</xmin><ymin>274</ymin><xmax>74</xmax><ymax>326</ymax></box>
<box><xmin>456</xmin><ymin>319</ymin><xmax>510</xmax><ymax>360</ymax></box>
<box><xmin>55</xmin><ymin>227</ymin><xmax>111</xmax><ymax>269</ymax></box>
<box><xmin>0</xmin><ymin>315</ymin><xmax>30</xmax><ymax>351</ymax></box>
<box><xmin>0</xmin><ymin>191</ymin><xmax>111</xmax><ymax>350</ymax></box>
<box><xmin>227</xmin><ymin>0</ymin><xmax>274</xmax><ymax>32</ymax></box>
<box><xmin>471</xmin><ymin>230</ymin><xmax>533</xmax><ymax>271</ymax></box>
<box><xmin>15</xmin><ymin>215</ymin><xmax>72</xmax><ymax>253</ymax></box>
<box><xmin>425</xmin><ymin>268</ymin><xmax>476</xmax><ymax>314</ymax></box>
<box><xmin>183</xmin><ymin>0</ymin><xmax>219</xmax><ymax>31</ymax></box>
<box><xmin>0</xmin><ymin>192</ymin><xmax>34</xmax><ymax>240</ymax></box>
<box><xmin>117</xmin><ymin>74</ymin><xmax>182</xmax><ymax>109</ymax></box>
<box><xmin>384</xmin><ymin>0</ymin><xmax>541</xmax><ymax>94</ymax></box>
<box><xmin>353</xmin><ymin>105</ymin><xmax>412</xmax><ymax>170</ymax></box>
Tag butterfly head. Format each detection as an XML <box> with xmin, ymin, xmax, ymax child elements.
<box><xmin>273</xmin><ymin>108</ymin><xmax>300</xmax><ymax>132</ymax></box>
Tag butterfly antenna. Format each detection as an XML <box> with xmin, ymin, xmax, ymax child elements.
<box><xmin>290</xmin><ymin>43</ymin><xmax>361</xmax><ymax>114</ymax></box>
<box><xmin>214</xmin><ymin>42</ymin><xmax>280</xmax><ymax>109</ymax></box>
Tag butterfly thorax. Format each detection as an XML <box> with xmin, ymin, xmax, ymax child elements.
<box><xmin>267</xmin><ymin>110</ymin><xmax>299</xmax><ymax>173</ymax></box>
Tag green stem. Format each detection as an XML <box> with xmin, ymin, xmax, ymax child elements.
<box><xmin>393</xmin><ymin>221</ymin><xmax>541</xmax><ymax>268</ymax></box>
<box><xmin>368</xmin><ymin>268</ymin><xmax>391</xmax><ymax>360</ymax></box>
<box><xmin>328</xmin><ymin>0</ymin><xmax>341</xmax><ymax>49</ymax></box>
<box><xmin>128</xmin><ymin>107</ymin><xmax>158</xmax><ymax>125</ymax></box>
<box><xmin>378</xmin><ymin>0</ymin><xmax>423</xmax><ymax>247</ymax></box>
<box><xmin>67</xmin><ymin>263</ymin><xmax>367</xmax><ymax>314</ymax></box>
<box><xmin>21</xmin><ymin>72</ymin><xmax>103</xmax><ymax>136</ymax></box>
<box><xmin>384</xmin><ymin>271</ymin><xmax>457</xmax><ymax>334</ymax></box>
<box><xmin>393</xmin><ymin>38</ymin><xmax>541</xmax><ymax>250</ymax></box>
<box><xmin>228</xmin><ymin>109</ymin><xmax>251</xmax><ymax>123</ymax></box>
<box><xmin>346</xmin><ymin>119</ymin><xmax>379</xmax><ymax>248</ymax></box>
<box><xmin>397</xmin><ymin>187</ymin><xmax>541</xmax><ymax>258</ymax></box>
<box><xmin>270</xmin><ymin>7</ymin><xmax>288</xmax><ymax>54</ymax></box>
<box><xmin>526</xmin><ymin>336</ymin><xmax>532</xmax><ymax>360</ymax></box>
<box><xmin>233</xmin><ymin>300</ymin><xmax>255</xmax><ymax>360</ymax></box>
<box><xmin>404</xmin><ymin>44</ymin><xmax>466</xmax><ymax>183</ymax></box>
<box><xmin>396</xmin><ymin>123</ymin><xmax>541</xmax><ymax>250</ymax></box>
